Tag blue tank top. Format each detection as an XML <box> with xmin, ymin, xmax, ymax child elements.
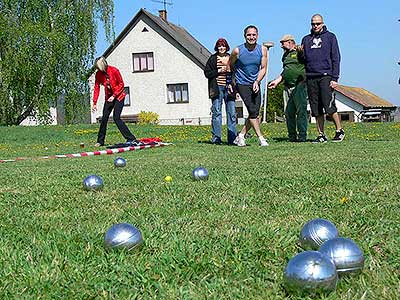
<box><xmin>235</xmin><ymin>43</ymin><xmax>263</xmax><ymax>85</ymax></box>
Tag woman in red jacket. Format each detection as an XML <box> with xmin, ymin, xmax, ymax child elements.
<box><xmin>92</xmin><ymin>57</ymin><xmax>136</xmax><ymax>147</ymax></box>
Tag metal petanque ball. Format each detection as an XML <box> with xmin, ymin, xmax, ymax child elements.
<box><xmin>299</xmin><ymin>218</ymin><xmax>339</xmax><ymax>250</ymax></box>
<box><xmin>83</xmin><ymin>175</ymin><xmax>104</xmax><ymax>191</ymax></box>
<box><xmin>192</xmin><ymin>167</ymin><xmax>209</xmax><ymax>181</ymax></box>
<box><xmin>114</xmin><ymin>157</ymin><xmax>126</xmax><ymax>168</ymax></box>
<box><xmin>284</xmin><ymin>251</ymin><xmax>338</xmax><ymax>295</ymax></box>
<box><xmin>104</xmin><ymin>223</ymin><xmax>143</xmax><ymax>251</ymax></box>
<box><xmin>319</xmin><ymin>237</ymin><xmax>365</xmax><ymax>274</ymax></box>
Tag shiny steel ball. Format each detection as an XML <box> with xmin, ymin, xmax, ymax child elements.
<box><xmin>284</xmin><ymin>251</ymin><xmax>338</xmax><ymax>295</ymax></box>
<box><xmin>83</xmin><ymin>175</ymin><xmax>104</xmax><ymax>191</ymax></box>
<box><xmin>114</xmin><ymin>157</ymin><xmax>126</xmax><ymax>168</ymax></box>
<box><xmin>319</xmin><ymin>237</ymin><xmax>365</xmax><ymax>274</ymax></box>
<box><xmin>192</xmin><ymin>167</ymin><xmax>209</xmax><ymax>181</ymax></box>
<box><xmin>104</xmin><ymin>223</ymin><xmax>143</xmax><ymax>251</ymax></box>
<box><xmin>299</xmin><ymin>218</ymin><xmax>339</xmax><ymax>250</ymax></box>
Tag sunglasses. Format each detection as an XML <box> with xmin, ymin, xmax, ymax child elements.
<box><xmin>311</xmin><ymin>22</ymin><xmax>322</xmax><ymax>26</ymax></box>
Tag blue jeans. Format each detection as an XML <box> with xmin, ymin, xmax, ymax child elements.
<box><xmin>211</xmin><ymin>86</ymin><xmax>237</xmax><ymax>144</ymax></box>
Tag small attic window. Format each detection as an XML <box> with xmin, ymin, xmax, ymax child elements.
<box><xmin>142</xmin><ymin>27</ymin><xmax>149</xmax><ymax>32</ymax></box>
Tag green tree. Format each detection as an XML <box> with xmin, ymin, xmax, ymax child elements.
<box><xmin>0</xmin><ymin>0</ymin><xmax>114</xmax><ymax>125</ymax></box>
<box><xmin>260</xmin><ymin>84</ymin><xmax>285</xmax><ymax>122</ymax></box>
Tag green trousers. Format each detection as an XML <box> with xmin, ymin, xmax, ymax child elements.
<box><xmin>283</xmin><ymin>82</ymin><xmax>308</xmax><ymax>141</ymax></box>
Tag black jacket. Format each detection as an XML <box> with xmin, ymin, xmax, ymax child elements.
<box><xmin>204</xmin><ymin>53</ymin><xmax>233</xmax><ymax>100</ymax></box>
<box><xmin>204</xmin><ymin>53</ymin><xmax>220</xmax><ymax>99</ymax></box>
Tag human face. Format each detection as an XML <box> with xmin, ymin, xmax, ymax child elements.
<box><xmin>217</xmin><ymin>45</ymin><xmax>227</xmax><ymax>55</ymax></box>
<box><xmin>311</xmin><ymin>16</ymin><xmax>324</xmax><ymax>34</ymax></box>
<box><xmin>280</xmin><ymin>40</ymin><xmax>293</xmax><ymax>51</ymax></box>
<box><xmin>244</xmin><ymin>28</ymin><xmax>258</xmax><ymax>45</ymax></box>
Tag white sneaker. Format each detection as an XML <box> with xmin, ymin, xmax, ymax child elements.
<box><xmin>259</xmin><ymin>137</ymin><xmax>269</xmax><ymax>147</ymax></box>
<box><xmin>236</xmin><ymin>136</ymin><xmax>246</xmax><ymax>147</ymax></box>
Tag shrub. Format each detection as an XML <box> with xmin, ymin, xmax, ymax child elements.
<box><xmin>138</xmin><ymin>111</ymin><xmax>159</xmax><ymax>125</ymax></box>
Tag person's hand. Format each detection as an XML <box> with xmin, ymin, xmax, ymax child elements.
<box><xmin>295</xmin><ymin>44</ymin><xmax>304</xmax><ymax>52</ymax></box>
<box><xmin>91</xmin><ymin>104</ymin><xmax>97</xmax><ymax>112</ymax></box>
<box><xmin>107</xmin><ymin>95</ymin><xmax>115</xmax><ymax>102</ymax></box>
<box><xmin>330</xmin><ymin>81</ymin><xmax>338</xmax><ymax>89</ymax></box>
<box><xmin>228</xmin><ymin>84</ymin><xmax>233</xmax><ymax>94</ymax></box>
<box><xmin>268</xmin><ymin>80</ymin><xmax>278</xmax><ymax>89</ymax></box>
<box><xmin>218</xmin><ymin>66</ymin><xmax>227</xmax><ymax>73</ymax></box>
<box><xmin>253</xmin><ymin>80</ymin><xmax>260</xmax><ymax>93</ymax></box>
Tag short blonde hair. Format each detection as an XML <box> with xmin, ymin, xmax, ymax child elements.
<box><xmin>95</xmin><ymin>56</ymin><xmax>108</xmax><ymax>72</ymax></box>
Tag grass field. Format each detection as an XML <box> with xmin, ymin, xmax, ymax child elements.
<box><xmin>0</xmin><ymin>122</ymin><xmax>399</xmax><ymax>299</ymax></box>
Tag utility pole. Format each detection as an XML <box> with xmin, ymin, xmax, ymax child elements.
<box><xmin>262</xmin><ymin>41</ymin><xmax>274</xmax><ymax>123</ymax></box>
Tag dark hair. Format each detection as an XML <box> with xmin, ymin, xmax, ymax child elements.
<box><xmin>214</xmin><ymin>38</ymin><xmax>230</xmax><ymax>52</ymax></box>
<box><xmin>244</xmin><ymin>25</ymin><xmax>258</xmax><ymax>36</ymax></box>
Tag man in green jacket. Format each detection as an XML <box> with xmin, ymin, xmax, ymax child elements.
<box><xmin>268</xmin><ymin>34</ymin><xmax>308</xmax><ymax>142</ymax></box>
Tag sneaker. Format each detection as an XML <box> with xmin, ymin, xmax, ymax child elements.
<box><xmin>211</xmin><ymin>137</ymin><xmax>222</xmax><ymax>145</ymax></box>
<box><xmin>259</xmin><ymin>137</ymin><xmax>269</xmax><ymax>147</ymax></box>
<box><xmin>235</xmin><ymin>135</ymin><xmax>246</xmax><ymax>147</ymax></box>
<box><xmin>94</xmin><ymin>142</ymin><xmax>103</xmax><ymax>147</ymax></box>
<box><xmin>332</xmin><ymin>129</ymin><xmax>345</xmax><ymax>142</ymax></box>
<box><xmin>312</xmin><ymin>134</ymin><xmax>328</xmax><ymax>144</ymax></box>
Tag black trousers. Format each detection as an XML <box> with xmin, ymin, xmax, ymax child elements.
<box><xmin>237</xmin><ymin>84</ymin><xmax>261</xmax><ymax>119</ymax></box>
<box><xmin>97</xmin><ymin>99</ymin><xmax>136</xmax><ymax>145</ymax></box>
<box><xmin>307</xmin><ymin>75</ymin><xmax>337</xmax><ymax>117</ymax></box>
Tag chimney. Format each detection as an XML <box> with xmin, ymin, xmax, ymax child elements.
<box><xmin>159</xmin><ymin>10</ymin><xmax>167</xmax><ymax>21</ymax></box>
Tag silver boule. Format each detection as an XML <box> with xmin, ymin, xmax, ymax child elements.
<box><xmin>114</xmin><ymin>157</ymin><xmax>127</xmax><ymax>168</ymax></box>
<box><xmin>284</xmin><ymin>251</ymin><xmax>338</xmax><ymax>295</ymax></box>
<box><xmin>83</xmin><ymin>175</ymin><xmax>104</xmax><ymax>191</ymax></box>
<box><xmin>192</xmin><ymin>167</ymin><xmax>209</xmax><ymax>181</ymax></box>
<box><xmin>104</xmin><ymin>223</ymin><xmax>143</xmax><ymax>251</ymax></box>
<box><xmin>319</xmin><ymin>237</ymin><xmax>365</xmax><ymax>274</ymax></box>
<box><xmin>299</xmin><ymin>218</ymin><xmax>339</xmax><ymax>250</ymax></box>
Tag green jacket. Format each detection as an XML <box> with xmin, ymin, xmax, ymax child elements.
<box><xmin>281</xmin><ymin>49</ymin><xmax>305</xmax><ymax>88</ymax></box>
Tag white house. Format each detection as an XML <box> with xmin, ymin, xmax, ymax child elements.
<box><xmin>307</xmin><ymin>85</ymin><xmax>396</xmax><ymax>123</ymax></box>
<box><xmin>332</xmin><ymin>85</ymin><xmax>396</xmax><ymax>122</ymax></box>
<box><xmin>89</xmin><ymin>8</ymin><xmax>245</xmax><ymax>125</ymax></box>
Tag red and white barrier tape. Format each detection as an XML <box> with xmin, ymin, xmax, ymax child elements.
<box><xmin>0</xmin><ymin>142</ymin><xmax>170</xmax><ymax>163</ymax></box>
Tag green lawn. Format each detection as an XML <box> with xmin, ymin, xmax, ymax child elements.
<box><xmin>0</xmin><ymin>122</ymin><xmax>399</xmax><ymax>299</ymax></box>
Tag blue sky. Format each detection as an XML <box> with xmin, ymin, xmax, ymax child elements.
<box><xmin>96</xmin><ymin>0</ymin><xmax>400</xmax><ymax>105</ymax></box>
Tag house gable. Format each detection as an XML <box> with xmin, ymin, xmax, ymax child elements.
<box><xmin>90</xmin><ymin>9</ymin><xmax>214</xmax><ymax>125</ymax></box>
<box><xmin>103</xmin><ymin>9</ymin><xmax>210</xmax><ymax>69</ymax></box>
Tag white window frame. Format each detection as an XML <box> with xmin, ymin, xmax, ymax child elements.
<box><xmin>132</xmin><ymin>52</ymin><xmax>154</xmax><ymax>72</ymax></box>
<box><xmin>123</xmin><ymin>87</ymin><xmax>130</xmax><ymax>106</ymax></box>
<box><xmin>167</xmin><ymin>83</ymin><xmax>189</xmax><ymax>103</ymax></box>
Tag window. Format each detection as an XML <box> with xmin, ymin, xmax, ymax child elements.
<box><xmin>132</xmin><ymin>52</ymin><xmax>154</xmax><ymax>72</ymax></box>
<box><xmin>123</xmin><ymin>87</ymin><xmax>130</xmax><ymax>106</ymax></box>
<box><xmin>167</xmin><ymin>83</ymin><xmax>189</xmax><ymax>103</ymax></box>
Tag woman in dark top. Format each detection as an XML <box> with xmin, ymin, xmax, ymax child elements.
<box><xmin>204</xmin><ymin>38</ymin><xmax>237</xmax><ymax>145</ymax></box>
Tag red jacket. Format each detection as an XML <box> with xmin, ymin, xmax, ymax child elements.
<box><xmin>93</xmin><ymin>65</ymin><xmax>126</xmax><ymax>105</ymax></box>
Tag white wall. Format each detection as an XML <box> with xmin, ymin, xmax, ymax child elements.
<box><xmin>308</xmin><ymin>91</ymin><xmax>364</xmax><ymax>123</ymax></box>
<box><xmin>335</xmin><ymin>92</ymin><xmax>364</xmax><ymax>122</ymax></box>
<box><xmin>90</xmin><ymin>18</ymin><xmax>212</xmax><ymax>125</ymax></box>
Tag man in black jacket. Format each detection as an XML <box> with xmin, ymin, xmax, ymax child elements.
<box><xmin>301</xmin><ymin>14</ymin><xmax>345</xmax><ymax>143</ymax></box>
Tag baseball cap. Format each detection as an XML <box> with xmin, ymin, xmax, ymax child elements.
<box><xmin>280</xmin><ymin>34</ymin><xmax>295</xmax><ymax>42</ymax></box>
